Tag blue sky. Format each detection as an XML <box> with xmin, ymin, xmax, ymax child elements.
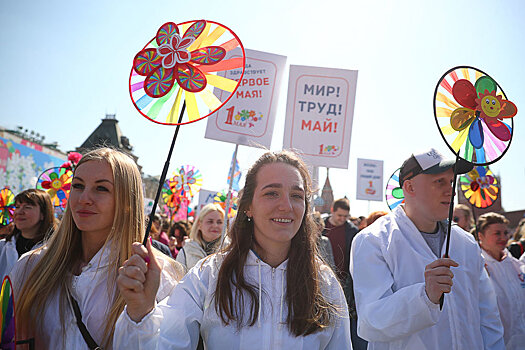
<box><xmin>1</xmin><ymin>0</ymin><xmax>524</xmax><ymax>216</ymax></box>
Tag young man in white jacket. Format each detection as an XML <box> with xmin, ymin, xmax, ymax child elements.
<box><xmin>350</xmin><ymin>148</ymin><xmax>505</xmax><ymax>350</ymax></box>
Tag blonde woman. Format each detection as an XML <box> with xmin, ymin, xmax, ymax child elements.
<box><xmin>9</xmin><ymin>148</ymin><xmax>182</xmax><ymax>349</ymax></box>
<box><xmin>175</xmin><ymin>203</ymin><xmax>224</xmax><ymax>272</ymax></box>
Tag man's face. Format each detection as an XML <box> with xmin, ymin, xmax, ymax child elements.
<box><xmin>331</xmin><ymin>208</ymin><xmax>350</xmax><ymax>227</ymax></box>
<box><xmin>407</xmin><ymin>168</ymin><xmax>454</xmax><ymax>222</ymax></box>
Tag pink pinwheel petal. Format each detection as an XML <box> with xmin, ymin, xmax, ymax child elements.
<box><xmin>156</xmin><ymin>22</ymin><xmax>179</xmax><ymax>46</ymax></box>
<box><xmin>176</xmin><ymin>63</ymin><xmax>207</xmax><ymax>92</ymax></box>
<box><xmin>158</xmin><ymin>46</ymin><xmax>174</xmax><ymax>56</ymax></box>
<box><xmin>144</xmin><ymin>67</ymin><xmax>175</xmax><ymax>98</ymax></box>
<box><xmin>133</xmin><ymin>49</ymin><xmax>162</xmax><ymax>76</ymax></box>
<box><xmin>183</xmin><ymin>20</ymin><xmax>206</xmax><ymax>41</ymax></box>
<box><xmin>485</xmin><ymin>119</ymin><xmax>511</xmax><ymax>141</ymax></box>
<box><xmin>190</xmin><ymin>46</ymin><xmax>226</xmax><ymax>65</ymax></box>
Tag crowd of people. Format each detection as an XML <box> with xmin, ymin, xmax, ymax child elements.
<box><xmin>0</xmin><ymin>146</ymin><xmax>524</xmax><ymax>349</ymax></box>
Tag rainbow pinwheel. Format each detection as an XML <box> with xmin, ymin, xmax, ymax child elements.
<box><xmin>36</xmin><ymin>167</ymin><xmax>73</xmax><ymax>209</ymax></box>
<box><xmin>459</xmin><ymin>166</ymin><xmax>499</xmax><ymax>209</ymax></box>
<box><xmin>434</xmin><ymin>66</ymin><xmax>517</xmax><ymax>165</ymax></box>
<box><xmin>162</xmin><ymin>178</ymin><xmax>183</xmax><ymax>209</ymax></box>
<box><xmin>172</xmin><ymin>165</ymin><xmax>202</xmax><ymax>199</ymax></box>
<box><xmin>0</xmin><ymin>188</ymin><xmax>15</xmax><ymax>226</ymax></box>
<box><xmin>385</xmin><ymin>168</ymin><xmax>404</xmax><ymax>211</ymax></box>
<box><xmin>214</xmin><ymin>190</ymin><xmax>238</xmax><ymax>219</ymax></box>
<box><xmin>0</xmin><ymin>276</ymin><xmax>15</xmax><ymax>349</ymax></box>
<box><xmin>129</xmin><ymin>20</ymin><xmax>245</xmax><ymax>125</ymax></box>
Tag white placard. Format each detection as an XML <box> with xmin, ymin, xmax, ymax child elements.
<box><xmin>356</xmin><ymin>158</ymin><xmax>384</xmax><ymax>201</ymax></box>
<box><xmin>283</xmin><ymin>65</ymin><xmax>358</xmax><ymax>168</ymax></box>
<box><xmin>205</xmin><ymin>49</ymin><xmax>287</xmax><ymax>148</ymax></box>
<box><xmin>197</xmin><ymin>189</ymin><xmax>219</xmax><ymax>215</ymax></box>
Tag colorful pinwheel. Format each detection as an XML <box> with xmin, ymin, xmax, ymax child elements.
<box><xmin>0</xmin><ymin>276</ymin><xmax>15</xmax><ymax>349</ymax></box>
<box><xmin>385</xmin><ymin>168</ymin><xmax>404</xmax><ymax>211</ymax></box>
<box><xmin>434</xmin><ymin>66</ymin><xmax>517</xmax><ymax>165</ymax></box>
<box><xmin>129</xmin><ymin>20</ymin><xmax>245</xmax><ymax>125</ymax></box>
<box><xmin>459</xmin><ymin>166</ymin><xmax>499</xmax><ymax>209</ymax></box>
<box><xmin>36</xmin><ymin>167</ymin><xmax>73</xmax><ymax>209</ymax></box>
<box><xmin>162</xmin><ymin>177</ymin><xmax>183</xmax><ymax>209</ymax></box>
<box><xmin>214</xmin><ymin>190</ymin><xmax>238</xmax><ymax>218</ymax></box>
<box><xmin>0</xmin><ymin>188</ymin><xmax>15</xmax><ymax>226</ymax></box>
<box><xmin>172</xmin><ymin>165</ymin><xmax>202</xmax><ymax>199</ymax></box>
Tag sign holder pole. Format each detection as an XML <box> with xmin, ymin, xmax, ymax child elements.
<box><xmin>219</xmin><ymin>143</ymin><xmax>239</xmax><ymax>248</ymax></box>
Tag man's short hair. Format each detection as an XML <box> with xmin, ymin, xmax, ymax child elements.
<box><xmin>332</xmin><ymin>198</ymin><xmax>350</xmax><ymax>212</ymax></box>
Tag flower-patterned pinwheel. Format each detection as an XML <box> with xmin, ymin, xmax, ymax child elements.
<box><xmin>130</xmin><ymin>20</ymin><xmax>245</xmax><ymax>125</ymax></box>
<box><xmin>36</xmin><ymin>167</ymin><xmax>73</xmax><ymax>209</ymax></box>
<box><xmin>214</xmin><ymin>190</ymin><xmax>238</xmax><ymax>219</ymax></box>
<box><xmin>162</xmin><ymin>177</ymin><xmax>183</xmax><ymax>209</ymax></box>
<box><xmin>459</xmin><ymin>166</ymin><xmax>499</xmax><ymax>209</ymax></box>
<box><xmin>434</xmin><ymin>66</ymin><xmax>517</xmax><ymax>165</ymax></box>
<box><xmin>0</xmin><ymin>188</ymin><xmax>15</xmax><ymax>226</ymax></box>
<box><xmin>385</xmin><ymin>168</ymin><xmax>404</xmax><ymax>211</ymax></box>
<box><xmin>172</xmin><ymin>165</ymin><xmax>202</xmax><ymax>200</ymax></box>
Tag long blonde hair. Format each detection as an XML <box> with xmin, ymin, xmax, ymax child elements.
<box><xmin>16</xmin><ymin>147</ymin><xmax>144</xmax><ymax>348</ymax></box>
<box><xmin>189</xmin><ymin>203</ymin><xmax>224</xmax><ymax>247</ymax></box>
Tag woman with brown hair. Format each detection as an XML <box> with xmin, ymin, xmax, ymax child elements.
<box><xmin>9</xmin><ymin>148</ymin><xmax>182</xmax><ymax>349</ymax></box>
<box><xmin>477</xmin><ymin>212</ymin><xmax>525</xmax><ymax>349</ymax></box>
<box><xmin>0</xmin><ymin>189</ymin><xmax>55</xmax><ymax>280</ymax></box>
<box><xmin>115</xmin><ymin>150</ymin><xmax>351</xmax><ymax>349</ymax></box>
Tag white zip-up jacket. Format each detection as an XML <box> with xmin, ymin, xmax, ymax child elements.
<box><xmin>114</xmin><ymin>250</ymin><xmax>351</xmax><ymax>349</ymax></box>
<box><xmin>0</xmin><ymin>237</ymin><xmax>19</xmax><ymax>281</ymax></box>
<box><xmin>350</xmin><ymin>205</ymin><xmax>504</xmax><ymax>350</ymax></box>
<box><xmin>482</xmin><ymin>249</ymin><xmax>525</xmax><ymax>349</ymax></box>
<box><xmin>9</xmin><ymin>244</ymin><xmax>181</xmax><ymax>349</ymax></box>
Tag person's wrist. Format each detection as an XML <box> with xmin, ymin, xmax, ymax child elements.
<box><xmin>127</xmin><ymin>303</ymin><xmax>154</xmax><ymax>323</ymax></box>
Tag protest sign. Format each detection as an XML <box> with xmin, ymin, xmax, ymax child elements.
<box><xmin>356</xmin><ymin>158</ymin><xmax>383</xmax><ymax>201</ymax></box>
<box><xmin>205</xmin><ymin>49</ymin><xmax>287</xmax><ymax>148</ymax></box>
<box><xmin>197</xmin><ymin>189</ymin><xmax>218</xmax><ymax>215</ymax></box>
<box><xmin>283</xmin><ymin>65</ymin><xmax>358</xmax><ymax>168</ymax></box>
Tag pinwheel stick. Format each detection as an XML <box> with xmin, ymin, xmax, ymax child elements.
<box><xmin>439</xmin><ymin>151</ymin><xmax>461</xmax><ymax>309</ymax></box>
<box><xmin>143</xmin><ymin>102</ymin><xmax>186</xmax><ymax>245</ymax></box>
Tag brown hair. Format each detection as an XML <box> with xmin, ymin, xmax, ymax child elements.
<box><xmin>512</xmin><ymin>218</ymin><xmax>525</xmax><ymax>241</ymax></box>
<box><xmin>213</xmin><ymin>150</ymin><xmax>336</xmax><ymax>336</ymax></box>
<box><xmin>9</xmin><ymin>189</ymin><xmax>55</xmax><ymax>242</ymax></box>
<box><xmin>332</xmin><ymin>198</ymin><xmax>350</xmax><ymax>212</ymax></box>
<box><xmin>366</xmin><ymin>211</ymin><xmax>388</xmax><ymax>227</ymax></box>
<box><xmin>476</xmin><ymin>212</ymin><xmax>509</xmax><ymax>237</ymax></box>
<box><xmin>454</xmin><ymin>204</ymin><xmax>475</xmax><ymax>230</ymax></box>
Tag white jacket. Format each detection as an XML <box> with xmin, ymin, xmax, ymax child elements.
<box><xmin>0</xmin><ymin>237</ymin><xmax>19</xmax><ymax>281</ymax></box>
<box><xmin>482</xmin><ymin>249</ymin><xmax>525</xmax><ymax>349</ymax></box>
<box><xmin>174</xmin><ymin>239</ymin><xmax>206</xmax><ymax>272</ymax></box>
<box><xmin>9</xmin><ymin>244</ymin><xmax>180</xmax><ymax>350</ymax></box>
<box><xmin>114</xmin><ymin>250</ymin><xmax>351</xmax><ymax>349</ymax></box>
<box><xmin>350</xmin><ymin>205</ymin><xmax>504</xmax><ymax>350</ymax></box>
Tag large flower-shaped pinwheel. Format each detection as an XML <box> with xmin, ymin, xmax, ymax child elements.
<box><xmin>0</xmin><ymin>188</ymin><xmax>15</xmax><ymax>225</ymax></box>
<box><xmin>133</xmin><ymin>21</ymin><xmax>226</xmax><ymax>96</ymax></box>
<box><xmin>129</xmin><ymin>20</ymin><xmax>245</xmax><ymax>125</ymax></box>
<box><xmin>36</xmin><ymin>167</ymin><xmax>73</xmax><ymax>208</ymax></box>
<box><xmin>435</xmin><ymin>66</ymin><xmax>518</xmax><ymax>165</ymax></box>
<box><xmin>162</xmin><ymin>177</ymin><xmax>183</xmax><ymax>209</ymax></box>
<box><xmin>214</xmin><ymin>190</ymin><xmax>238</xmax><ymax>219</ymax></box>
<box><xmin>172</xmin><ymin>165</ymin><xmax>202</xmax><ymax>199</ymax></box>
<box><xmin>459</xmin><ymin>166</ymin><xmax>499</xmax><ymax>209</ymax></box>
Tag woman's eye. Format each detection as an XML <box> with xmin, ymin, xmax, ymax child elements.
<box><xmin>264</xmin><ymin>191</ymin><xmax>278</xmax><ymax>197</ymax></box>
<box><xmin>292</xmin><ymin>193</ymin><xmax>304</xmax><ymax>199</ymax></box>
<box><xmin>97</xmin><ymin>186</ymin><xmax>109</xmax><ymax>192</ymax></box>
<box><xmin>72</xmin><ymin>183</ymin><xmax>84</xmax><ymax>190</ymax></box>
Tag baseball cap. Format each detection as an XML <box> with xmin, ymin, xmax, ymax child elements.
<box><xmin>399</xmin><ymin>148</ymin><xmax>473</xmax><ymax>187</ymax></box>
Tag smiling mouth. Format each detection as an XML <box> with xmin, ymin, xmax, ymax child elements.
<box><xmin>272</xmin><ymin>218</ymin><xmax>292</xmax><ymax>223</ymax></box>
